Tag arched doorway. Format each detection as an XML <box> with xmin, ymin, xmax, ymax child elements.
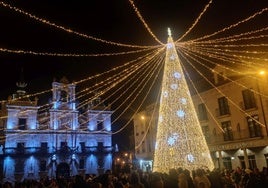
<box><xmin>56</xmin><ymin>162</ymin><xmax>70</xmax><ymax>179</ymax></box>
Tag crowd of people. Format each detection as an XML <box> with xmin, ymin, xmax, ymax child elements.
<box><xmin>2</xmin><ymin>166</ymin><xmax>268</xmax><ymax>188</ymax></box>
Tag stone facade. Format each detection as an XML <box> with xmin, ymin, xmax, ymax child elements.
<box><xmin>0</xmin><ymin>77</ymin><xmax>113</xmax><ymax>182</ymax></box>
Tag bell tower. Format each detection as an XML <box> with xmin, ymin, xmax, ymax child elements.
<box><xmin>49</xmin><ymin>77</ymin><xmax>78</xmax><ymax>130</ymax></box>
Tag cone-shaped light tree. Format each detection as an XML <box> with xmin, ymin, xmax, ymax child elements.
<box><xmin>153</xmin><ymin>29</ymin><xmax>214</xmax><ymax>173</ymax></box>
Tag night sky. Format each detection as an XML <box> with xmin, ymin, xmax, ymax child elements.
<box><xmin>0</xmin><ymin>0</ymin><xmax>267</xmax><ymax>150</ymax></box>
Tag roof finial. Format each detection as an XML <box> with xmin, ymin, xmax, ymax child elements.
<box><xmin>168</xmin><ymin>27</ymin><xmax>172</xmax><ymax>37</ymax></box>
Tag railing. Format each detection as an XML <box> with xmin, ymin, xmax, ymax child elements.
<box><xmin>3</xmin><ymin>147</ymin><xmax>49</xmax><ymax>155</ymax></box>
<box><xmin>206</xmin><ymin>129</ymin><xmax>263</xmax><ymax>144</ymax></box>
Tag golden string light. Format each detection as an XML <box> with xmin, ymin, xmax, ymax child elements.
<box><xmin>176</xmin><ymin>0</ymin><xmax>213</xmax><ymax>42</ymax></box>
<box><xmin>135</xmin><ymin>90</ymin><xmax>161</xmax><ymax>150</ymax></box>
<box><xmin>112</xmin><ymin>52</ymin><xmax>165</xmax><ymax>135</ymax></box>
<box><xmin>0</xmin><ymin>46</ymin><xmax>158</xmax><ymax>57</ymax></box>
<box><xmin>153</xmin><ymin>33</ymin><xmax>214</xmax><ymax>173</ymax></box>
<box><xmin>180</xmin><ymin>44</ymin><xmax>268</xmax><ymax>69</ymax></box>
<box><xmin>188</xmin><ymin>46</ymin><xmax>268</xmax><ymax>62</ymax></box>
<box><xmin>184</xmin><ymin>7</ymin><xmax>268</xmax><ymax>43</ymax></box>
<box><xmin>180</xmin><ymin>58</ymin><xmax>225</xmax><ymax>133</ymax></box>
<box><xmin>0</xmin><ymin>1</ymin><xmax>160</xmax><ymax>49</ymax></box>
<box><xmin>111</xmin><ymin>50</ymin><xmax>165</xmax><ymax>127</ymax></box>
<box><xmin>128</xmin><ymin>0</ymin><xmax>164</xmax><ymax>45</ymax></box>
<box><xmin>0</xmin><ymin>48</ymin><xmax>164</xmax><ymax>140</ymax></box>
<box><xmin>177</xmin><ymin>48</ymin><xmax>267</xmax><ymax>128</ymax></box>
<box><xmin>179</xmin><ymin>43</ymin><xmax>268</xmax><ymax>48</ymax></box>
<box><xmin>38</xmin><ymin>51</ymin><xmax>157</xmax><ymax>128</ymax></box>
<box><xmin>179</xmin><ymin>45</ymin><xmax>268</xmax><ymax>85</ymax></box>
<box><xmin>181</xmin><ymin>27</ymin><xmax>268</xmax><ymax>45</ymax></box>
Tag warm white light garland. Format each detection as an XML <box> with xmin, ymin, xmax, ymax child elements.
<box><xmin>153</xmin><ymin>30</ymin><xmax>214</xmax><ymax>173</ymax></box>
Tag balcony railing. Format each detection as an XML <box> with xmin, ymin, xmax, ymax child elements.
<box><xmin>3</xmin><ymin>147</ymin><xmax>49</xmax><ymax>155</ymax></box>
<box><xmin>206</xmin><ymin>129</ymin><xmax>263</xmax><ymax>144</ymax></box>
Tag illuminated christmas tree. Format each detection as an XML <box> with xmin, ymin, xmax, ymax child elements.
<box><xmin>153</xmin><ymin>29</ymin><xmax>214</xmax><ymax>173</ymax></box>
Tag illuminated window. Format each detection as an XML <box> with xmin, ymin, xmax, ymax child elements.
<box><xmin>221</xmin><ymin>121</ymin><xmax>233</xmax><ymax>141</ymax></box>
<box><xmin>247</xmin><ymin>115</ymin><xmax>261</xmax><ymax>138</ymax></box>
<box><xmin>242</xmin><ymin>89</ymin><xmax>256</xmax><ymax>109</ymax></box>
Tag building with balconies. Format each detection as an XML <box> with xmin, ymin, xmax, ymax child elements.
<box><xmin>133</xmin><ymin>65</ymin><xmax>268</xmax><ymax>171</ymax></box>
<box><xmin>191</xmin><ymin>65</ymin><xmax>268</xmax><ymax>170</ymax></box>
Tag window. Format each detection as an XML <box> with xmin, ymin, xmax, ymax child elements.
<box><xmin>15</xmin><ymin>159</ymin><xmax>24</xmax><ymax>173</ymax></box>
<box><xmin>218</xmin><ymin>97</ymin><xmax>230</xmax><ymax>116</ymax></box>
<box><xmin>247</xmin><ymin>115</ymin><xmax>261</xmax><ymax>137</ymax></box>
<box><xmin>60</xmin><ymin>90</ymin><xmax>68</xmax><ymax>102</ymax></box>
<box><xmin>242</xmin><ymin>89</ymin><xmax>256</xmax><ymax>109</ymax></box>
<box><xmin>40</xmin><ymin>160</ymin><xmax>47</xmax><ymax>171</ymax></box>
<box><xmin>142</xmin><ymin>141</ymin><xmax>145</xmax><ymax>153</ymax></box>
<box><xmin>60</xmin><ymin>142</ymin><xmax>68</xmax><ymax>153</ymax></box>
<box><xmin>97</xmin><ymin>142</ymin><xmax>103</xmax><ymax>152</ymax></box>
<box><xmin>80</xmin><ymin>142</ymin><xmax>85</xmax><ymax>152</ymax></box>
<box><xmin>221</xmin><ymin>121</ymin><xmax>233</xmax><ymax>141</ymax></box>
<box><xmin>148</xmin><ymin>142</ymin><xmax>151</xmax><ymax>152</ymax></box>
<box><xmin>97</xmin><ymin>121</ymin><xmax>103</xmax><ymax>131</ymax></box>
<box><xmin>239</xmin><ymin>155</ymin><xmax>257</xmax><ymax>170</ymax></box>
<box><xmin>238</xmin><ymin>156</ymin><xmax>246</xmax><ymax>169</ymax></box>
<box><xmin>248</xmin><ymin>155</ymin><xmax>257</xmax><ymax>170</ymax></box>
<box><xmin>198</xmin><ymin>103</ymin><xmax>208</xmax><ymax>120</ymax></box>
<box><xmin>201</xmin><ymin>125</ymin><xmax>210</xmax><ymax>143</ymax></box>
<box><xmin>18</xmin><ymin>118</ymin><xmax>26</xmax><ymax>130</ymax></box>
<box><xmin>41</xmin><ymin>142</ymin><xmax>48</xmax><ymax>153</ymax></box>
<box><xmin>17</xmin><ymin>142</ymin><xmax>25</xmax><ymax>154</ymax></box>
<box><xmin>265</xmin><ymin>154</ymin><xmax>268</xmax><ymax>167</ymax></box>
<box><xmin>79</xmin><ymin>159</ymin><xmax>85</xmax><ymax>169</ymax></box>
<box><xmin>223</xmin><ymin>157</ymin><xmax>232</xmax><ymax>170</ymax></box>
<box><xmin>218</xmin><ymin>72</ymin><xmax>224</xmax><ymax>84</ymax></box>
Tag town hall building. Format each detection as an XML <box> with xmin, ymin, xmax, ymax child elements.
<box><xmin>0</xmin><ymin>76</ymin><xmax>113</xmax><ymax>182</ymax></box>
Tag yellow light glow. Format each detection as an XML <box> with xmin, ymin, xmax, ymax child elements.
<box><xmin>153</xmin><ymin>32</ymin><xmax>214</xmax><ymax>173</ymax></box>
<box><xmin>259</xmin><ymin>70</ymin><xmax>266</xmax><ymax>75</ymax></box>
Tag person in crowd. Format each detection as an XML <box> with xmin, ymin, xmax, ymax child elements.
<box><xmin>165</xmin><ymin>168</ymin><xmax>178</xmax><ymax>188</ymax></box>
<box><xmin>128</xmin><ymin>171</ymin><xmax>145</xmax><ymax>188</ymax></box>
<box><xmin>178</xmin><ymin>170</ymin><xmax>188</xmax><ymax>188</ymax></box>
<box><xmin>148</xmin><ymin>172</ymin><xmax>164</xmax><ymax>188</ymax></box>
<box><xmin>193</xmin><ymin>168</ymin><xmax>211</xmax><ymax>188</ymax></box>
